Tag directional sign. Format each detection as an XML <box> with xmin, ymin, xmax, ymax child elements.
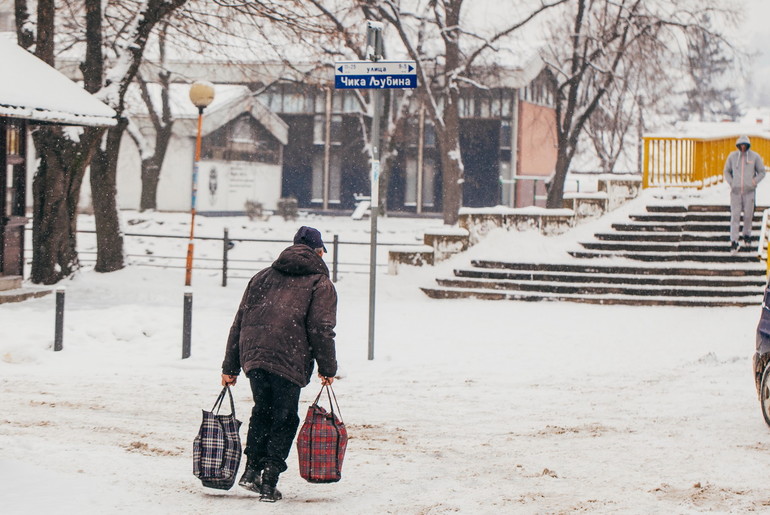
<box><xmin>335</xmin><ymin>60</ymin><xmax>417</xmax><ymax>89</ymax></box>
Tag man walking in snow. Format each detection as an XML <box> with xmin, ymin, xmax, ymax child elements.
<box><xmin>221</xmin><ymin>226</ymin><xmax>338</xmax><ymax>503</ymax></box>
<box><xmin>723</xmin><ymin>135</ymin><xmax>766</xmax><ymax>253</ymax></box>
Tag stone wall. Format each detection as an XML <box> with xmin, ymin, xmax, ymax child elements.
<box><xmin>387</xmin><ymin>175</ymin><xmax>641</xmax><ymax>273</ymax></box>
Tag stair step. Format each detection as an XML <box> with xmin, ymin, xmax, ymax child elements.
<box><xmin>471</xmin><ymin>260</ymin><xmax>765</xmax><ymax>277</ymax></box>
<box><xmin>645</xmin><ymin>205</ymin><xmax>770</xmax><ymax>214</ymax></box>
<box><xmin>578</xmin><ymin>241</ymin><xmax>758</xmax><ymax>253</ymax></box>
<box><xmin>420</xmin><ymin>286</ymin><xmax>762</xmax><ymax>307</ymax></box>
<box><xmin>0</xmin><ymin>286</ymin><xmax>52</xmax><ymax>304</ymax></box>
<box><xmin>611</xmin><ymin>222</ymin><xmax>761</xmax><ymax>232</ymax></box>
<box><xmin>594</xmin><ymin>232</ymin><xmax>753</xmax><ymax>243</ymax></box>
<box><xmin>453</xmin><ymin>268</ymin><xmax>765</xmax><ymax>287</ymax></box>
<box><xmin>567</xmin><ymin>250</ymin><xmax>762</xmax><ymax>263</ymax></box>
<box><xmin>646</xmin><ymin>205</ymin><xmax>689</xmax><ymax>213</ymax></box>
<box><xmin>688</xmin><ymin>204</ymin><xmax>769</xmax><ymax>212</ymax></box>
<box><xmin>0</xmin><ymin>275</ymin><xmax>22</xmax><ymax>292</ymax></box>
<box><xmin>435</xmin><ymin>277</ymin><xmax>762</xmax><ymax>298</ymax></box>
<box><xmin>630</xmin><ymin>214</ymin><xmax>763</xmax><ymax>223</ymax></box>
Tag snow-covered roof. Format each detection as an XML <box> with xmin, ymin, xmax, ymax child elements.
<box><xmin>128</xmin><ymin>83</ymin><xmax>288</xmax><ymax>145</ymax></box>
<box><xmin>0</xmin><ymin>33</ymin><xmax>116</xmax><ymax>127</ymax></box>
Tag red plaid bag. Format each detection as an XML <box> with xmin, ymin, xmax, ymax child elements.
<box><xmin>296</xmin><ymin>385</ymin><xmax>348</xmax><ymax>483</ymax></box>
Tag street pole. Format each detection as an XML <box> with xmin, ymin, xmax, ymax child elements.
<box><xmin>185</xmin><ymin>107</ymin><xmax>204</xmax><ymax>287</ymax></box>
<box><xmin>183</xmin><ymin>81</ymin><xmax>214</xmax><ymax>360</ymax></box>
<box><xmin>185</xmin><ymin>81</ymin><xmax>215</xmax><ymax>287</ymax></box>
<box><xmin>367</xmin><ymin>21</ymin><xmax>383</xmax><ymax>361</ymax></box>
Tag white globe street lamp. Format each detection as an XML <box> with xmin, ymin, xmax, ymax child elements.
<box><xmin>184</xmin><ymin>81</ymin><xmax>215</xmax><ymax>287</ymax></box>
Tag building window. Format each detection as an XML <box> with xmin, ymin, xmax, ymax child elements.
<box><xmin>311</xmin><ymin>151</ymin><xmax>341</xmax><ymax>205</ymax></box>
<box><xmin>313</xmin><ymin>114</ymin><xmax>343</xmax><ymax>146</ymax></box>
<box><xmin>424</xmin><ymin>124</ymin><xmax>436</xmax><ymax>148</ymax></box>
<box><xmin>500</xmin><ymin>121</ymin><xmax>512</xmax><ymax>150</ymax></box>
<box><xmin>201</xmin><ymin>114</ymin><xmax>280</xmax><ymax>164</ymax></box>
<box><xmin>404</xmin><ymin>156</ymin><xmax>436</xmax><ymax>208</ymax></box>
<box><xmin>6</xmin><ymin>124</ymin><xmax>20</xmax><ymax>156</ymax></box>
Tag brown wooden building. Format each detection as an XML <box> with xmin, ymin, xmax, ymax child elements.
<box><xmin>0</xmin><ymin>36</ymin><xmax>115</xmax><ymax>286</ymax></box>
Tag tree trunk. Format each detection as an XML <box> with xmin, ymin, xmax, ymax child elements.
<box><xmin>546</xmin><ymin>143</ymin><xmax>570</xmax><ymax>208</ymax></box>
<box><xmin>439</xmin><ymin>1</ymin><xmax>463</xmax><ymax>226</ymax></box>
<box><xmin>138</xmin><ymin>117</ymin><xmax>173</xmax><ymax>211</ymax></box>
<box><xmin>139</xmin><ymin>160</ymin><xmax>161</xmax><ymax>211</ymax></box>
<box><xmin>90</xmin><ymin>119</ymin><xmax>127</xmax><ymax>272</ymax></box>
<box><xmin>30</xmin><ymin>127</ymin><xmax>101</xmax><ymax>284</ymax></box>
<box><xmin>439</xmin><ymin>109</ymin><xmax>462</xmax><ymax>225</ymax></box>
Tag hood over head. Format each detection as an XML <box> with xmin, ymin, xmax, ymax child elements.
<box><xmin>736</xmin><ymin>135</ymin><xmax>751</xmax><ymax>149</ymax></box>
<box><xmin>272</xmin><ymin>244</ymin><xmax>329</xmax><ymax>277</ymax></box>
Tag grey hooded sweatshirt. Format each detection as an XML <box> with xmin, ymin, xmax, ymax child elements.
<box><xmin>723</xmin><ymin>135</ymin><xmax>766</xmax><ymax>193</ymax></box>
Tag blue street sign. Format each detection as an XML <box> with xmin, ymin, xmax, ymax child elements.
<box><xmin>334</xmin><ymin>60</ymin><xmax>417</xmax><ymax>89</ymax></box>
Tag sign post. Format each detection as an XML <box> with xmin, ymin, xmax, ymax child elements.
<box><xmin>335</xmin><ymin>22</ymin><xmax>417</xmax><ymax>360</ymax></box>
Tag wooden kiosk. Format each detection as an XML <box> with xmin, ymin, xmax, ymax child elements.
<box><xmin>0</xmin><ymin>36</ymin><xmax>115</xmax><ymax>299</ymax></box>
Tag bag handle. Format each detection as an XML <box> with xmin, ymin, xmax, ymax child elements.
<box><xmin>211</xmin><ymin>385</ymin><xmax>236</xmax><ymax>416</ymax></box>
<box><xmin>312</xmin><ymin>384</ymin><xmax>343</xmax><ymax>423</ymax></box>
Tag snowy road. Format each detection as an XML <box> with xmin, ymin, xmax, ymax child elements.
<box><xmin>2</xmin><ymin>208</ymin><xmax>770</xmax><ymax>513</ymax></box>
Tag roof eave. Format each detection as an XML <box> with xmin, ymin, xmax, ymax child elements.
<box><xmin>0</xmin><ymin>104</ymin><xmax>117</xmax><ymax>127</ymax></box>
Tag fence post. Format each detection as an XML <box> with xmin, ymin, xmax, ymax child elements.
<box><xmin>332</xmin><ymin>234</ymin><xmax>339</xmax><ymax>283</ymax></box>
<box><xmin>182</xmin><ymin>290</ymin><xmax>192</xmax><ymax>359</ymax></box>
<box><xmin>222</xmin><ymin>228</ymin><xmax>230</xmax><ymax>287</ymax></box>
<box><xmin>54</xmin><ymin>287</ymin><xmax>64</xmax><ymax>352</ymax></box>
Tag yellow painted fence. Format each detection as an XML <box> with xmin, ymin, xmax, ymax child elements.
<box><xmin>642</xmin><ymin>135</ymin><xmax>770</xmax><ymax>189</ymax></box>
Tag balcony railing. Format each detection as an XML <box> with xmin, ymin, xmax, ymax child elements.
<box><xmin>642</xmin><ymin>134</ymin><xmax>770</xmax><ymax>189</ymax></box>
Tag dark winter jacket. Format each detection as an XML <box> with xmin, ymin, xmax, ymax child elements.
<box><xmin>221</xmin><ymin>244</ymin><xmax>338</xmax><ymax>387</ymax></box>
<box><xmin>724</xmin><ymin>135</ymin><xmax>766</xmax><ymax>193</ymax></box>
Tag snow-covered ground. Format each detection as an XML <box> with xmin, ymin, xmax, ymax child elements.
<box><xmin>3</xmin><ymin>182</ymin><xmax>770</xmax><ymax>514</ymax></box>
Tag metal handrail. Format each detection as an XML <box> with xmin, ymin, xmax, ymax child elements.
<box><xmin>642</xmin><ymin>135</ymin><xmax>770</xmax><ymax>189</ymax></box>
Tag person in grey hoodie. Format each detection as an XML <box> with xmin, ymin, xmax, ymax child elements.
<box><xmin>723</xmin><ymin>135</ymin><xmax>766</xmax><ymax>253</ymax></box>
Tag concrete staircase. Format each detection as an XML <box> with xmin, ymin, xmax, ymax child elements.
<box><xmin>0</xmin><ymin>275</ymin><xmax>51</xmax><ymax>304</ymax></box>
<box><xmin>421</xmin><ymin>204</ymin><xmax>768</xmax><ymax>306</ymax></box>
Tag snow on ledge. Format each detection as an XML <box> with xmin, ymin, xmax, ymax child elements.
<box><xmin>564</xmin><ymin>192</ymin><xmax>609</xmax><ymax>200</ymax></box>
<box><xmin>389</xmin><ymin>244</ymin><xmax>433</xmax><ymax>253</ymax></box>
<box><xmin>459</xmin><ymin>205</ymin><xmax>575</xmax><ymax>216</ymax></box>
<box><xmin>424</xmin><ymin>227</ymin><xmax>469</xmax><ymax>236</ymax></box>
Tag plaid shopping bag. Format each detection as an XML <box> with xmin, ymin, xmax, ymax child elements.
<box><xmin>296</xmin><ymin>384</ymin><xmax>348</xmax><ymax>483</ymax></box>
<box><xmin>193</xmin><ymin>386</ymin><xmax>242</xmax><ymax>490</ymax></box>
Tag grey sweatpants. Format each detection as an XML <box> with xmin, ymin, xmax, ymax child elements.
<box><xmin>729</xmin><ymin>190</ymin><xmax>755</xmax><ymax>242</ymax></box>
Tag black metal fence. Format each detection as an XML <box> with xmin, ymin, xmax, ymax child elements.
<box><xmin>26</xmin><ymin>229</ymin><xmax>423</xmax><ymax>286</ymax></box>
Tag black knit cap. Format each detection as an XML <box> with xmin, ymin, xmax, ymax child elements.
<box><xmin>293</xmin><ymin>226</ymin><xmax>327</xmax><ymax>252</ymax></box>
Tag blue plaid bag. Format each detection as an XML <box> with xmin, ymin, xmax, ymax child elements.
<box><xmin>193</xmin><ymin>386</ymin><xmax>242</xmax><ymax>490</ymax></box>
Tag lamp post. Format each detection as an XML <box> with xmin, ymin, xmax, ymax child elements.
<box><xmin>182</xmin><ymin>81</ymin><xmax>214</xmax><ymax>360</ymax></box>
<box><xmin>185</xmin><ymin>81</ymin><xmax>215</xmax><ymax>286</ymax></box>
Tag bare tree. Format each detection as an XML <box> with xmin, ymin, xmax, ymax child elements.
<box><xmin>130</xmin><ymin>22</ymin><xmax>174</xmax><ymax>212</ymax></box>
<box><xmin>17</xmin><ymin>0</ymin><xmax>189</xmax><ymax>282</ymax></box>
<box><xmin>16</xmin><ymin>0</ymin><xmax>105</xmax><ymax>284</ymax></box>
<box><xmin>125</xmin><ymin>0</ymin><xmax>340</xmax><ymax>212</ymax></box>
<box><xmin>542</xmin><ymin>0</ymin><xmax>736</xmax><ymax>208</ymax></box>
<box><xmin>359</xmin><ymin>0</ymin><xmax>569</xmax><ymax>225</ymax></box>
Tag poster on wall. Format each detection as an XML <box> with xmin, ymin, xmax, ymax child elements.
<box><xmin>197</xmin><ymin>161</ymin><xmax>281</xmax><ymax>213</ymax></box>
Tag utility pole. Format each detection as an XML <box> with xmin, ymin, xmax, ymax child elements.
<box><xmin>366</xmin><ymin>21</ymin><xmax>384</xmax><ymax>361</ymax></box>
<box><xmin>333</xmin><ymin>22</ymin><xmax>416</xmax><ymax>361</ymax></box>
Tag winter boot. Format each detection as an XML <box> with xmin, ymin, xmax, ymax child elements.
<box><xmin>259</xmin><ymin>464</ymin><xmax>282</xmax><ymax>502</ymax></box>
<box><xmin>743</xmin><ymin>234</ymin><xmax>752</xmax><ymax>248</ymax></box>
<box><xmin>238</xmin><ymin>462</ymin><xmax>261</xmax><ymax>493</ymax></box>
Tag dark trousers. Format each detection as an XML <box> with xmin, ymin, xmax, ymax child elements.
<box><xmin>245</xmin><ymin>368</ymin><xmax>301</xmax><ymax>473</ymax></box>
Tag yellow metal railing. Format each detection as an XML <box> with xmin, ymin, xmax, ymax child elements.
<box><xmin>642</xmin><ymin>135</ymin><xmax>770</xmax><ymax>189</ymax></box>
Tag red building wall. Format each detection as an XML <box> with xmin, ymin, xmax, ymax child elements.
<box><xmin>516</xmin><ymin>101</ymin><xmax>558</xmax><ymax>207</ymax></box>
